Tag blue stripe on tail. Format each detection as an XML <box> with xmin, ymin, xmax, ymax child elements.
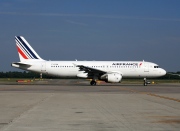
<box><xmin>15</xmin><ymin>37</ymin><xmax>33</xmax><ymax>59</ymax></box>
<box><xmin>17</xmin><ymin>36</ymin><xmax>38</xmax><ymax>59</ymax></box>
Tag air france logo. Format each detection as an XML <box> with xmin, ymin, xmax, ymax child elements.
<box><xmin>112</xmin><ymin>63</ymin><xmax>138</xmax><ymax>66</ymax></box>
<box><xmin>139</xmin><ymin>63</ymin><xmax>142</xmax><ymax>67</ymax></box>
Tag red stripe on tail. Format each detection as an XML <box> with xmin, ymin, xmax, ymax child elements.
<box><xmin>16</xmin><ymin>46</ymin><xmax>28</xmax><ymax>59</ymax></box>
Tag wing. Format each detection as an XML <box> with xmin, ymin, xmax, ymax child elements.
<box><xmin>74</xmin><ymin>64</ymin><xmax>107</xmax><ymax>78</ymax></box>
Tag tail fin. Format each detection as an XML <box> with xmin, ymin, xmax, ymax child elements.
<box><xmin>15</xmin><ymin>36</ymin><xmax>43</xmax><ymax>62</ymax></box>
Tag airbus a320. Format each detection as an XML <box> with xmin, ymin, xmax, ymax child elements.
<box><xmin>12</xmin><ymin>36</ymin><xmax>166</xmax><ymax>86</ymax></box>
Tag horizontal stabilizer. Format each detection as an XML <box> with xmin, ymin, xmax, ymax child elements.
<box><xmin>11</xmin><ymin>62</ymin><xmax>32</xmax><ymax>68</ymax></box>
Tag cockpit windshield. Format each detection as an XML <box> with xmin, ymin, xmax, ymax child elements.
<box><xmin>154</xmin><ymin>66</ymin><xmax>159</xmax><ymax>68</ymax></box>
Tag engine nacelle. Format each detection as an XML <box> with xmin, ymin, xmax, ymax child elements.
<box><xmin>101</xmin><ymin>73</ymin><xmax>122</xmax><ymax>83</ymax></box>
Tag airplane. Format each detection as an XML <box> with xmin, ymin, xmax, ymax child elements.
<box><xmin>12</xmin><ymin>36</ymin><xmax>166</xmax><ymax>86</ymax></box>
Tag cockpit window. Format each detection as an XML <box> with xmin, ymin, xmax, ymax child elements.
<box><xmin>154</xmin><ymin>66</ymin><xmax>159</xmax><ymax>68</ymax></box>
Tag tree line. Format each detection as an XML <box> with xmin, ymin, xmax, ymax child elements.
<box><xmin>0</xmin><ymin>71</ymin><xmax>179</xmax><ymax>79</ymax></box>
<box><xmin>0</xmin><ymin>71</ymin><xmax>57</xmax><ymax>79</ymax></box>
<box><xmin>0</xmin><ymin>71</ymin><xmax>40</xmax><ymax>78</ymax></box>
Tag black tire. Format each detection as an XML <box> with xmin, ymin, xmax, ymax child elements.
<box><xmin>144</xmin><ymin>82</ymin><xmax>147</xmax><ymax>86</ymax></box>
<box><xmin>90</xmin><ymin>80</ymin><xmax>96</xmax><ymax>86</ymax></box>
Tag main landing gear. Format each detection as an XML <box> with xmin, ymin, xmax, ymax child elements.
<box><xmin>90</xmin><ymin>80</ymin><xmax>96</xmax><ymax>86</ymax></box>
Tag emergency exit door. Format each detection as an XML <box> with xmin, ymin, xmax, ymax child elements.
<box><xmin>144</xmin><ymin>63</ymin><xmax>149</xmax><ymax>72</ymax></box>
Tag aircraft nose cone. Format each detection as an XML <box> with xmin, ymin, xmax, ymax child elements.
<box><xmin>161</xmin><ymin>69</ymin><xmax>166</xmax><ymax>76</ymax></box>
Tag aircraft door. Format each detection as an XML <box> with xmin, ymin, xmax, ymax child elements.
<box><xmin>144</xmin><ymin>63</ymin><xmax>149</xmax><ymax>72</ymax></box>
<box><xmin>41</xmin><ymin>62</ymin><xmax>46</xmax><ymax>72</ymax></box>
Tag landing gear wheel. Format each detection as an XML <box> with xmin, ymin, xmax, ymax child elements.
<box><xmin>90</xmin><ymin>80</ymin><xmax>96</xmax><ymax>86</ymax></box>
<box><xmin>143</xmin><ymin>78</ymin><xmax>150</xmax><ymax>86</ymax></box>
<box><xmin>144</xmin><ymin>82</ymin><xmax>147</xmax><ymax>86</ymax></box>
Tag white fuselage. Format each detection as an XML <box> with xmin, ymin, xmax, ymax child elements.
<box><xmin>13</xmin><ymin>61</ymin><xmax>166</xmax><ymax>78</ymax></box>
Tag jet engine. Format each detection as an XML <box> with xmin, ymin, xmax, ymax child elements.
<box><xmin>101</xmin><ymin>73</ymin><xmax>122</xmax><ymax>83</ymax></box>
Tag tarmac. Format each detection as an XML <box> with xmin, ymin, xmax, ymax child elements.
<box><xmin>0</xmin><ymin>79</ymin><xmax>180</xmax><ymax>131</ymax></box>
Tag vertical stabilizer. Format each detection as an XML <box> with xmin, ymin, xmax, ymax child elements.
<box><xmin>15</xmin><ymin>36</ymin><xmax>43</xmax><ymax>62</ymax></box>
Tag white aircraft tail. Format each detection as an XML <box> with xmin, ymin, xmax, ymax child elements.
<box><xmin>15</xmin><ymin>36</ymin><xmax>43</xmax><ymax>62</ymax></box>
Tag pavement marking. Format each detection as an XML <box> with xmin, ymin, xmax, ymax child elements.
<box><xmin>116</xmin><ymin>87</ymin><xmax>180</xmax><ymax>102</ymax></box>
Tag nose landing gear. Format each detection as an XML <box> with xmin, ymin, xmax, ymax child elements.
<box><xmin>144</xmin><ymin>78</ymin><xmax>151</xmax><ymax>86</ymax></box>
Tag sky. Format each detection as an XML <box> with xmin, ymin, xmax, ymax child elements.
<box><xmin>0</xmin><ymin>0</ymin><xmax>180</xmax><ymax>72</ymax></box>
